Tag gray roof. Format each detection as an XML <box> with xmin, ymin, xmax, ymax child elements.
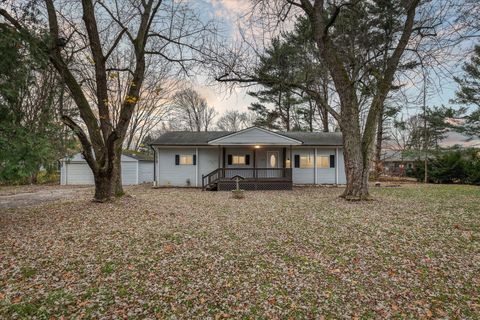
<box><xmin>151</xmin><ymin>131</ymin><xmax>230</xmax><ymax>145</ymax></box>
<box><xmin>122</xmin><ymin>151</ymin><xmax>154</xmax><ymax>161</ymax></box>
<box><xmin>151</xmin><ymin>129</ymin><xmax>343</xmax><ymax>146</ymax></box>
<box><xmin>282</xmin><ymin>132</ymin><xmax>343</xmax><ymax>146</ymax></box>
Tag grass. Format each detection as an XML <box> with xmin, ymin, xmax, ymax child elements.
<box><xmin>0</xmin><ymin>184</ymin><xmax>479</xmax><ymax>318</ymax></box>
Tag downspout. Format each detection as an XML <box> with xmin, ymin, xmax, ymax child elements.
<box><xmin>150</xmin><ymin>144</ymin><xmax>156</xmax><ymax>187</ymax></box>
<box><xmin>335</xmin><ymin>147</ymin><xmax>339</xmax><ymax>185</ymax></box>
<box><xmin>195</xmin><ymin>147</ymin><xmax>199</xmax><ymax>187</ymax></box>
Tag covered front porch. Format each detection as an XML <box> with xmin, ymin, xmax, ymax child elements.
<box><xmin>202</xmin><ymin>145</ymin><xmax>294</xmax><ymax>190</ymax></box>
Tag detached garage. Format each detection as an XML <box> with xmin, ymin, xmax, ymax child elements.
<box><xmin>60</xmin><ymin>152</ymin><xmax>154</xmax><ymax>185</ymax></box>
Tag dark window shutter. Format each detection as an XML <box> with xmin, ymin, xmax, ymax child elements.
<box><xmin>294</xmin><ymin>155</ymin><xmax>300</xmax><ymax>168</ymax></box>
<box><xmin>175</xmin><ymin>154</ymin><xmax>180</xmax><ymax>165</ymax></box>
<box><xmin>227</xmin><ymin>154</ymin><xmax>233</xmax><ymax>165</ymax></box>
<box><xmin>330</xmin><ymin>154</ymin><xmax>335</xmax><ymax>168</ymax></box>
<box><xmin>245</xmin><ymin>154</ymin><xmax>250</xmax><ymax>165</ymax></box>
<box><xmin>193</xmin><ymin>154</ymin><xmax>196</xmax><ymax>165</ymax></box>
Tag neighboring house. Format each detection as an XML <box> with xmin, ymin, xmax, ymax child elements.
<box><xmin>379</xmin><ymin>150</ymin><xmax>417</xmax><ymax>176</ymax></box>
<box><xmin>60</xmin><ymin>152</ymin><xmax>154</xmax><ymax>185</ymax></box>
<box><xmin>150</xmin><ymin>126</ymin><xmax>346</xmax><ymax>190</ymax></box>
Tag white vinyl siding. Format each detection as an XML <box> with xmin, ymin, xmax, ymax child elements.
<box><xmin>292</xmin><ymin>148</ymin><xmax>343</xmax><ymax>185</ymax></box>
<box><xmin>60</xmin><ymin>153</ymin><xmax>152</xmax><ymax>185</ymax></box>
<box><xmin>292</xmin><ymin>148</ymin><xmax>315</xmax><ymax>184</ymax></box>
<box><xmin>158</xmin><ymin>148</ymin><xmax>196</xmax><ymax>187</ymax></box>
<box><xmin>198</xmin><ymin>148</ymin><xmax>219</xmax><ymax>185</ymax></box>
<box><xmin>121</xmin><ymin>161</ymin><xmax>138</xmax><ymax>185</ymax></box>
<box><xmin>337</xmin><ymin>148</ymin><xmax>346</xmax><ymax>184</ymax></box>
<box><xmin>138</xmin><ymin>161</ymin><xmax>154</xmax><ymax>183</ymax></box>
<box><xmin>62</xmin><ymin>163</ymin><xmax>95</xmax><ymax>185</ymax></box>
<box><xmin>316</xmin><ymin>149</ymin><xmax>336</xmax><ymax>184</ymax></box>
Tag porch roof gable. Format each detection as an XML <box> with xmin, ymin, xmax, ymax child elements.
<box><xmin>207</xmin><ymin>127</ymin><xmax>303</xmax><ymax>145</ymax></box>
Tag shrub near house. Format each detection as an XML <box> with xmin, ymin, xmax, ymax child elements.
<box><xmin>411</xmin><ymin>148</ymin><xmax>480</xmax><ymax>185</ymax></box>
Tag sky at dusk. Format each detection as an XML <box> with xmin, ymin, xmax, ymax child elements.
<box><xmin>190</xmin><ymin>0</ymin><xmax>477</xmax><ymax>120</ymax></box>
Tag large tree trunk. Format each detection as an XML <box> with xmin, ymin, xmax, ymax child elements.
<box><xmin>341</xmin><ymin>124</ymin><xmax>371</xmax><ymax>200</ymax></box>
<box><xmin>111</xmin><ymin>142</ymin><xmax>124</xmax><ymax>196</ymax></box>
<box><xmin>93</xmin><ymin>170</ymin><xmax>114</xmax><ymax>202</ymax></box>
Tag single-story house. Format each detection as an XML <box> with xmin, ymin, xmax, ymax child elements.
<box><xmin>150</xmin><ymin>127</ymin><xmax>346</xmax><ymax>190</ymax></box>
<box><xmin>60</xmin><ymin>152</ymin><xmax>154</xmax><ymax>185</ymax></box>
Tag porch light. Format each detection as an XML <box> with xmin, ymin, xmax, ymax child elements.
<box><xmin>254</xmin><ymin>145</ymin><xmax>261</xmax><ymax>149</ymax></box>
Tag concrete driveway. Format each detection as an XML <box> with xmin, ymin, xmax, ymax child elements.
<box><xmin>0</xmin><ymin>186</ymin><xmax>92</xmax><ymax>209</ymax></box>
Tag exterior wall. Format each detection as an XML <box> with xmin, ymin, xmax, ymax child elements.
<box><xmin>198</xmin><ymin>148</ymin><xmax>219</xmax><ymax>185</ymax></box>
<box><xmin>158</xmin><ymin>147</ymin><xmax>197</xmax><ymax>187</ymax></box>
<box><xmin>61</xmin><ymin>153</ymin><xmax>140</xmax><ymax>185</ymax></box>
<box><xmin>316</xmin><ymin>148</ymin><xmax>336</xmax><ymax>184</ymax></box>
<box><xmin>62</xmin><ymin>163</ymin><xmax>95</xmax><ymax>185</ymax></box>
<box><xmin>337</xmin><ymin>148</ymin><xmax>346</xmax><ymax>184</ymax></box>
<box><xmin>154</xmin><ymin>145</ymin><xmax>346</xmax><ymax>187</ymax></box>
<box><xmin>138</xmin><ymin>161</ymin><xmax>154</xmax><ymax>183</ymax></box>
<box><xmin>121</xmin><ymin>161</ymin><xmax>138</xmax><ymax>185</ymax></box>
<box><xmin>292</xmin><ymin>148</ymin><xmax>315</xmax><ymax>184</ymax></box>
<box><xmin>291</xmin><ymin>147</ymin><xmax>346</xmax><ymax>185</ymax></box>
<box><xmin>60</xmin><ymin>162</ymin><xmax>66</xmax><ymax>185</ymax></box>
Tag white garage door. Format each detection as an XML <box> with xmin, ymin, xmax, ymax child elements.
<box><xmin>121</xmin><ymin>161</ymin><xmax>138</xmax><ymax>185</ymax></box>
<box><xmin>64</xmin><ymin>163</ymin><xmax>95</xmax><ymax>185</ymax></box>
<box><xmin>138</xmin><ymin>161</ymin><xmax>154</xmax><ymax>183</ymax></box>
<box><xmin>63</xmin><ymin>161</ymin><xmax>138</xmax><ymax>185</ymax></box>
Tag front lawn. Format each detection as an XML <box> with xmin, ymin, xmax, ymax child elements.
<box><xmin>1</xmin><ymin>184</ymin><xmax>479</xmax><ymax>318</ymax></box>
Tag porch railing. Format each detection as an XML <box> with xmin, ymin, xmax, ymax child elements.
<box><xmin>202</xmin><ymin>168</ymin><xmax>292</xmax><ymax>189</ymax></box>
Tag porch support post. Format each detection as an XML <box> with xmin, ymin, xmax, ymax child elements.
<box><xmin>218</xmin><ymin>146</ymin><xmax>221</xmax><ymax>168</ymax></box>
<box><xmin>222</xmin><ymin>147</ymin><xmax>226</xmax><ymax>168</ymax></box>
<box><xmin>314</xmin><ymin>147</ymin><xmax>317</xmax><ymax>185</ymax></box>
<box><xmin>289</xmin><ymin>145</ymin><xmax>293</xmax><ymax>168</ymax></box>
<box><xmin>335</xmin><ymin>147</ymin><xmax>339</xmax><ymax>185</ymax></box>
<box><xmin>253</xmin><ymin>147</ymin><xmax>256</xmax><ymax>179</ymax></box>
<box><xmin>195</xmin><ymin>147</ymin><xmax>199</xmax><ymax>187</ymax></box>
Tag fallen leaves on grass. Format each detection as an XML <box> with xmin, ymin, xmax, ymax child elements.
<box><xmin>0</xmin><ymin>184</ymin><xmax>479</xmax><ymax>318</ymax></box>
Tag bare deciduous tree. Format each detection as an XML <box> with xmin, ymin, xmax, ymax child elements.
<box><xmin>171</xmin><ymin>88</ymin><xmax>217</xmax><ymax>132</ymax></box>
<box><xmin>216</xmin><ymin>110</ymin><xmax>253</xmax><ymax>131</ymax></box>
<box><xmin>1</xmin><ymin>0</ymin><xmax>216</xmax><ymax>201</ymax></box>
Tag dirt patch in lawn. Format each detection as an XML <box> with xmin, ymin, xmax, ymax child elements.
<box><xmin>0</xmin><ymin>185</ymin><xmax>92</xmax><ymax>209</ymax></box>
<box><xmin>0</xmin><ymin>184</ymin><xmax>479</xmax><ymax>318</ymax></box>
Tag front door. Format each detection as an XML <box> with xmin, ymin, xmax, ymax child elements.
<box><xmin>267</xmin><ymin>151</ymin><xmax>279</xmax><ymax>168</ymax></box>
<box><xmin>266</xmin><ymin>151</ymin><xmax>280</xmax><ymax>178</ymax></box>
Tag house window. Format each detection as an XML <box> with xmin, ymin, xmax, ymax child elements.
<box><xmin>227</xmin><ymin>154</ymin><xmax>250</xmax><ymax>165</ymax></box>
<box><xmin>232</xmin><ymin>155</ymin><xmax>246</xmax><ymax>165</ymax></box>
<box><xmin>300</xmin><ymin>155</ymin><xmax>314</xmax><ymax>168</ymax></box>
<box><xmin>317</xmin><ymin>155</ymin><xmax>335</xmax><ymax>168</ymax></box>
<box><xmin>317</xmin><ymin>156</ymin><xmax>330</xmax><ymax>168</ymax></box>
<box><xmin>180</xmin><ymin>155</ymin><xmax>194</xmax><ymax>165</ymax></box>
<box><xmin>175</xmin><ymin>154</ymin><xmax>196</xmax><ymax>165</ymax></box>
